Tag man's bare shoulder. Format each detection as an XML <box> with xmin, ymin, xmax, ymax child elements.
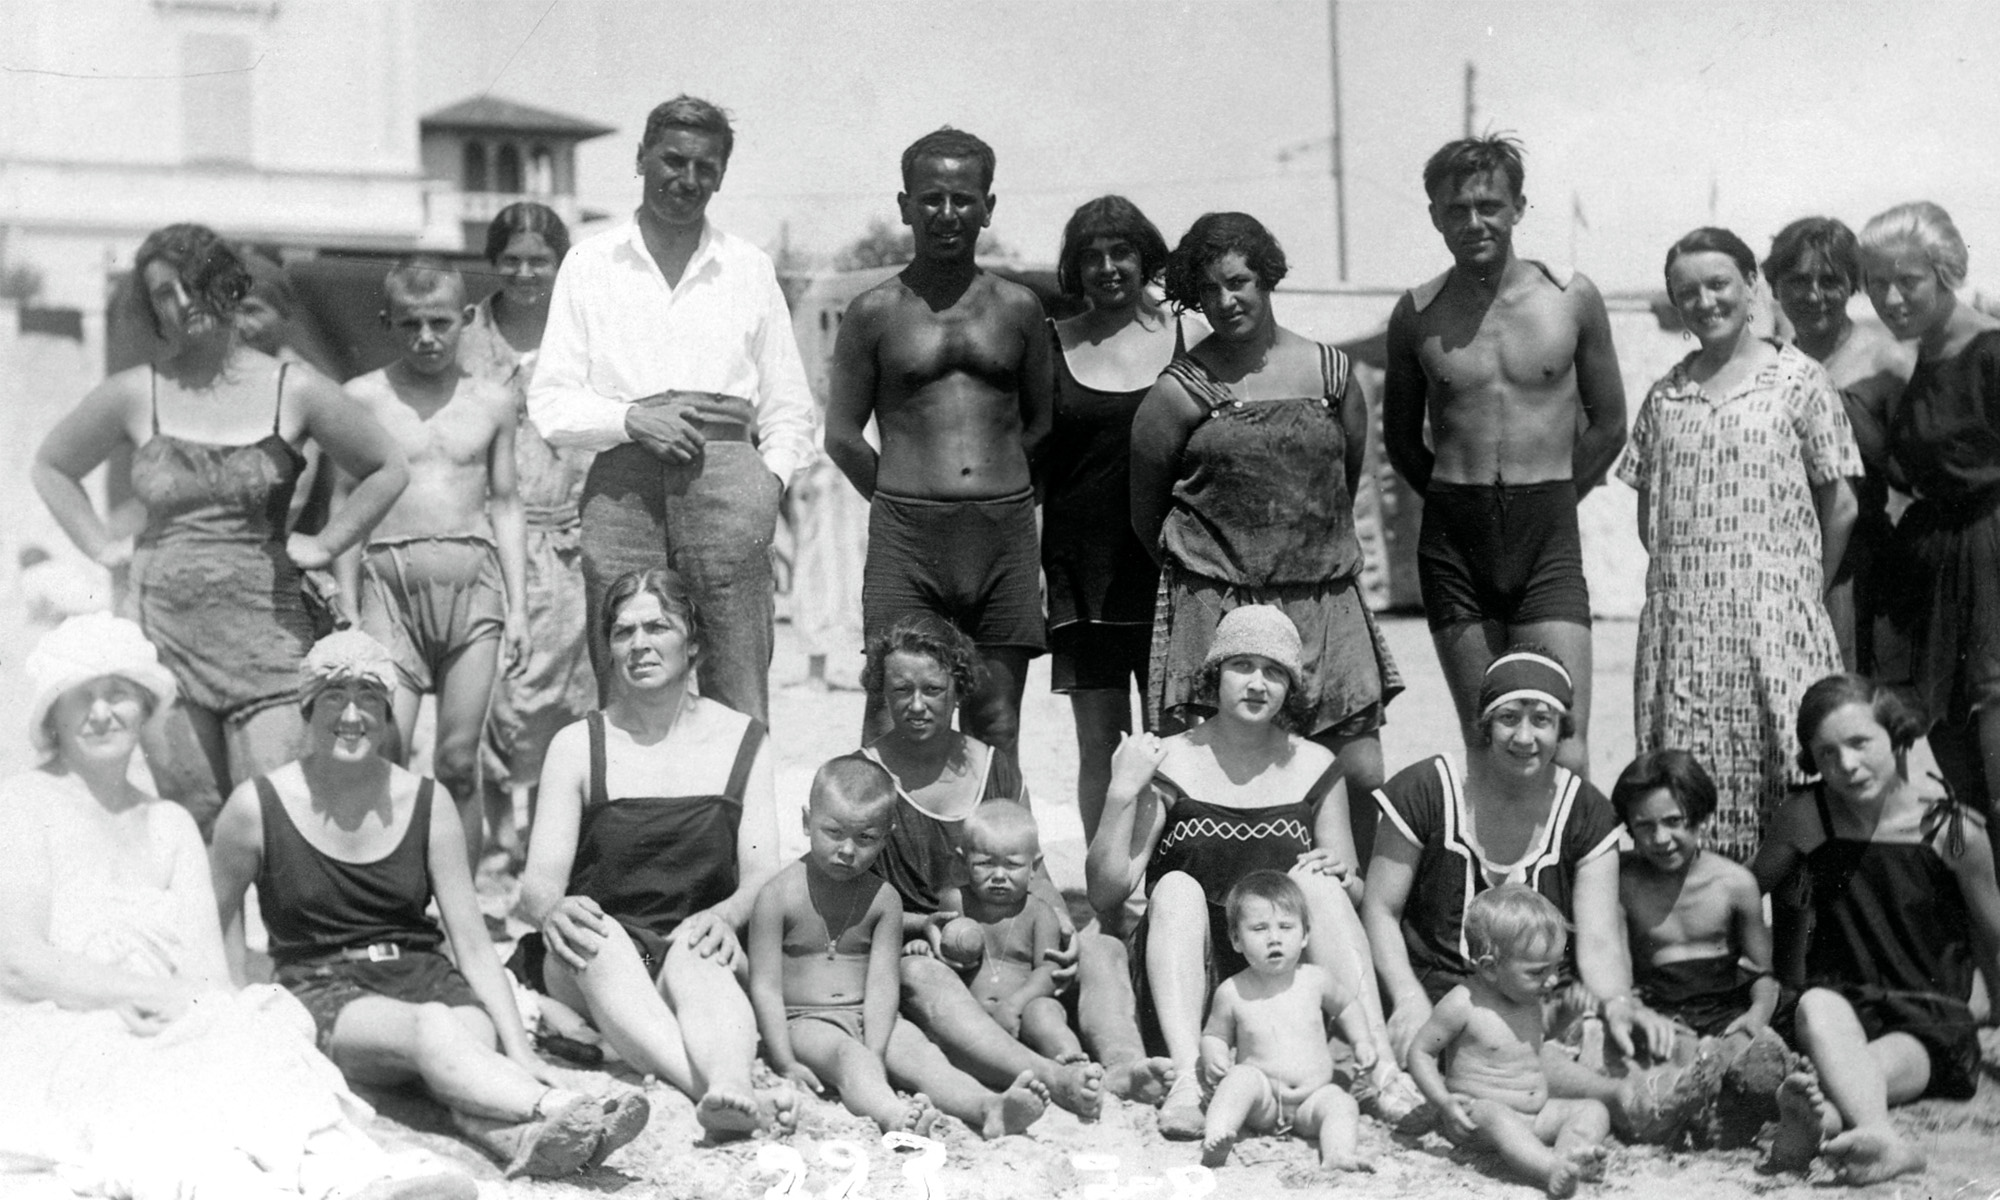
<box><xmin>981</xmin><ymin>271</ymin><xmax>1046</xmax><ymax>320</ymax></box>
<box><xmin>343</xmin><ymin>367</ymin><xmax>395</xmax><ymax>406</ymax></box>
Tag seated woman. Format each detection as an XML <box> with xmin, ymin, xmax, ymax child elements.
<box><xmin>514</xmin><ymin>568</ymin><xmax>791</xmax><ymax>1139</ymax></box>
<box><xmin>0</xmin><ymin>614</ymin><xmax>471</xmax><ymax>1200</ymax></box>
<box><xmin>1089</xmin><ymin>605</ymin><xmax>1410</xmax><ymax>1139</ymax></box>
<box><xmin>1363</xmin><ymin>649</ymin><xmax>1707</xmax><ymax>1142</ymax></box>
<box><xmin>863</xmin><ymin>613</ymin><xmax>1110</xmax><ymax>1121</ymax></box>
<box><xmin>1752</xmin><ymin>674</ymin><xmax>2000</xmax><ymax>1184</ymax></box>
<box><xmin>209</xmin><ymin>631</ymin><xmax>644</xmax><ymax>1179</ymax></box>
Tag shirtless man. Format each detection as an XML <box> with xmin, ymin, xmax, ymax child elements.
<box><xmin>824</xmin><ymin>127</ymin><xmax>1053</xmax><ymax>758</ymax></box>
<box><xmin>338</xmin><ymin>257</ymin><xmax>526</xmax><ymax>866</ymax></box>
<box><xmin>1385</xmin><ymin>136</ymin><xmax>1626</xmax><ymax>774</ymax></box>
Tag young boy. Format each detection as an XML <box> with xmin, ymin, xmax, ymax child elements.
<box><xmin>1612</xmin><ymin>750</ymin><xmax>1791</xmax><ymax>1146</ymax></box>
<box><xmin>339</xmin><ymin>256</ymin><xmax>526</xmax><ymax>868</ymax></box>
<box><xmin>935</xmin><ymin>801</ymin><xmax>1086</xmax><ymax>1065</ymax></box>
<box><xmin>1198</xmin><ymin>871</ymin><xmax>1376</xmax><ymax>1172</ymax></box>
<box><xmin>748</xmin><ymin>754</ymin><xmax>1049</xmax><ymax>1139</ymax></box>
<box><xmin>1408</xmin><ymin>885</ymin><xmax>1609</xmax><ymax>1198</ymax></box>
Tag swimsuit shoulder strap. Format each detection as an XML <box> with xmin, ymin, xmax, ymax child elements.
<box><xmin>723</xmin><ymin>717</ymin><xmax>767</xmax><ymax>804</ymax></box>
<box><xmin>1317</xmin><ymin>343</ymin><xmax>1350</xmax><ymax>407</ymax></box>
<box><xmin>272</xmin><ymin>361</ymin><xmax>290</xmax><ymax>435</ymax></box>
<box><xmin>587</xmin><ymin>711</ymin><xmax>608</xmax><ymax>808</ymax></box>
<box><xmin>148</xmin><ymin>364</ymin><xmax>160</xmax><ymax>435</ymax></box>
<box><xmin>1174</xmin><ymin>313</ymin><xmax>1188</xmax><ymax>355</ymax></box>
<box><xmin>1811</xmin><ymin>781</ymin><xmax>1837</xmax><ymax>841</ymax></box>
<box><xmin>1163</xmin><ymin>354</ymin><xmax>1232</xmax><ymax>413</ymax></box>
<box><xmin>1301</xmin><ymin>758</ymin><xmax>1344</xmax><ymax>813</ymax></box>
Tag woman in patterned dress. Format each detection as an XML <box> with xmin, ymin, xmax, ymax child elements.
<box><xmin>1618</xmin><ymin>227</ymin><xmax>1862</xmax><ymax>862</ymax></box>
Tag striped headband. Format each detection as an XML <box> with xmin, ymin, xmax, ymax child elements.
<box><xmin>1478</xmin><ymin>650</ymin><xmax>1573</xmax><ymax>719</ymax></box>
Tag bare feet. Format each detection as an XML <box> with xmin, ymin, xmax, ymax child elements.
<box><xmin>978</xmin><ymin>1071</ymin><xmax>1049</xmax><ymax>1139</ymax></box>
<box><xmin>1045</xmin><ymin>1056</ymin><xmax>1106</xmax><ymax>1121</ymax></box>
<box><xmin>1199</xmin><ymin>1128</ymin><xmax>1236</xmax><ymax>1169</ymax></box>
<box><xmin>1543</xmin><ymin>1159</ymin><xmax>1579</xmax><ymax>1199</ymax></box>
<box><xmin>1825</xmin><ymin>1124</ymin><xmax>1926</xmax><ymax>1184</ymax></box>
<box><xmin>888</xmin><ymin>1094</ymin><xmax>944</xmax><ymax>1138</ymax></box>
<box><xmin>1105</xmin><ymin>1056</ymin><xmax>1176</xmax><ymax>1106</ymax></box>
<box><xmin>1320</xmin><ymin>1151</ymin><xmax>1376</xmax><ymax>1173</ymax></box>
<box><xmin>1760</xmin><ymin>1072</ymin><xmax>1839</xmax><ymax>1174</ymax></box>
<box><xmin>1562</xmin><ymin>1143</ymin><xmax>1607</xmax><ymax>1183</ymax></box>
<box><xmin>1158</xmin><ymin>1072</ymin><xmax>1205</xmax><ymax>1140</ymax></box>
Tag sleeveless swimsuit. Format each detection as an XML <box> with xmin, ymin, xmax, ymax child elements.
<box><xmin>864</xmin><ymin>739</ymin><xmax>1024</xmax><ymax>915</ymax></box>
<box><xmin>127</xmin><ymin>364</ymin><xmax>311</xmax><ymax>719</ymax></box>
<box><xmin>512</xmin><ymin>711</ymin><xmax>764</xmax><ymax>986</ymax></box>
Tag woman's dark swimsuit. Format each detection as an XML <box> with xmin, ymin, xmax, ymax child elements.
<box><xmin>511</xmin><ymin>711</ymin><xmax>763</xmax><ymax>986</ymax></box>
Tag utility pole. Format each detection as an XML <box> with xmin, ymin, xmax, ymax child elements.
<box><xmin>1464</xmin><ymin>61</ymin><xmax>1477</xmax><ymax>137</ymax></box>
<box><xmin>1328</xmin><ymin>0</ymin><xmax>1348</xmax><ymax>282</ymax></box>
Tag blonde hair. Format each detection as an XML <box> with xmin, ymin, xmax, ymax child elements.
<box><xmin>1464</xmin><ymin>884</ymin><xmax>1568</xmax><ymax>961</ymax></box>
<box><xmin>1860</xmin><ymin>201</ymin><xmax>1968</xmax><ymax>291</ymax></box>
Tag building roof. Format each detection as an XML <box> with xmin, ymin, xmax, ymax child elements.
<box><xmin>421</xmin><ymin>95</ymin><xmax>615</xmax><ymax>140</ymax></box>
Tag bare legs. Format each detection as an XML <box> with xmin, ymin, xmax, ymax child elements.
<box><xmin>1068</xmin><ymin>688</ymin><xmax>1132</xmax><ymax>843</ymax></box>
<box><xmin>1433</xmin><ymin>619</ymin><xmax>1593</xmax><ymax>777</ymax></box>
<box><xmin>145</xmin><ymin>699</ymin><xmax>305</xmax><ymax>838</ymax></box>
<box><xmin>385</xmin><ymin>640</ymin><xmax>501</xmax><ymax>870</ymax></box>
<box><xmin>1306</xmin><ymin>728</ymin><xmax>1385</xmax><ymax>872</ymax></box>
<box><xmin>1202</xmin><ymin>1071</ymin><xmax>1366</xmax><ymax>1172</ymax></box>
<box><xmin>1767</xmin><ymin>988</ymin><xmax>1929</xmax><ymax>1183</ymax></box>
<box><xmin>1074</xmin><ymin>925</ymin><xmax>1175</xmax><ymax>1104</ymax></box>
<box><xmin>1465</xmin><ymin>1097</ymin><xmax>1608</xmax><ymax>1197</ymax></box>
<box><xmin>897</xmin><ymin>953</ymin><xmax>1103</xmax><ymax>1120</ymax></box>
<box><xmin>1144</xmin><ymin>871</ymin><xmax>1212</xmax><ymax>1137</ymax></box>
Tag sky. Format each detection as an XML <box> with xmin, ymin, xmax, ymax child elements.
<box><xmin>414</xmin><ymin>0</ymin><xmax>2000</xmax><ymax>295</ymax></box>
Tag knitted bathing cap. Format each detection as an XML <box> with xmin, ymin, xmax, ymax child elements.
<box><xmin>299</xmin><ymin>630</ymin><xmax>398</xmax><ymax>711</ymax></box>
<box><xmin>1478</xmin><ymin>650</ymin><xmax>1573</xmax><ymax>719</ymax></box>
<box><xmin>26</xmin><ymin>613</ymin><xmax>178</xmax><ymax>761</ymax></box>
<box><xmin>1202</xmin><ymin>605</ymin><xmax>1304</xmax><ymax>685</ymax></box>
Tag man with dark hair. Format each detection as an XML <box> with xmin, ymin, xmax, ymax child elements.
<box><xmin>825</xmin><ymin>127</ymin><xmax>1053</xmax><ymax>758</ymax></box>
<box><xmin>1384</xmin><ymin>135</ymin><xmax>1627</xmax><ymax>775</ymax></box>
<box><xmin>529</xmin><ymin>95</ymin><xmax>816</xmax><ymax>724</ymax></box>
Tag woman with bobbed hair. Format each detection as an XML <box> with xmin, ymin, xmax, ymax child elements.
<box><xmin>1763</xmin><ymin>218</ymin><xmax>1914</xmax><ymax>675</ymax></box>
<box><xmin>1857</xmin><ymin>202</ymin><xmax>2000</xmax><ymax>844</ymax></box>
<box><xmin>1130</xmin><ymin>212</ymin><xmax>1401</xmax><ymax>862</ymax></box>
<box><xmin>32</xmin><ymin>222</ymin><xmax>407</xmax><ymax>835</ymax></box>
<box><xmin>1046</xmin><ymin>195</ymin><xmax>1187</xmax><ymax>843</ymax></box>
<box><xmin>1617</xmin><ymin>226</ymin><xmax>1861</xmax><ymax>863</ymax></box>
<box><xmin>1750</xmin><ymin>673</ymin><xmax>2000</xmax><ymax>1183</ymax></box>
<box><xmin>465</xmin><ymin>201</ymin><xmax>596</xmax><ymax>855</ymax></box>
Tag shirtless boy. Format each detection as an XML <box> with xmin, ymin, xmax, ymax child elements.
<box><xmin>825</xmin><ymin>127</ymin><xmax>1053</xmax><ymax>760</ymax></box>
<box><xmin>936</xmin><ymin>801</ymin><xmax>1086</xmax><ymax>1064</ymax></box>
<box><xmin>748</xmin><ymin>755</ymin><xmax>1046</xmax><ymax>1139</ymax></box>
<box><xmin>1385</xmin><ymin>136</ymin><xmax>1626</xmax><ymax>774</ymax></box>
<box><xmin>1408</xmin><ymin>885</ymin><xmax>1610</xmax><ymax>1198</ymax></box>
<box><xmin>1612</xmin><ymin>749</ymin><xmax>1791</xmax><ymax>1147</ymax></box>
<box><xmin>1198</xmin><ymin>871</ymin><xmax>1375</xmax><ymax>1171</ymax></box>
<box><xmin>339</xmin><ymin>257</ymin><xmax>526</xmax><ymax>865</ymax></box>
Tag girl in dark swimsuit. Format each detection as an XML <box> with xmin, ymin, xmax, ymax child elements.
<box><xmin>517</xmin><ymin>568</ymin><xmax>791</xmax><ymax>1141</ymax></box>
<box><xmin>1089</xmin><ymin>605</ymin><xmax>1411</xmax><ymax>1139</ymax></box>
<box><xmin>1752</xmin><ymin>674</ymin><xmax>2000</xmax><ymax>1184</ymax></box>
<box><xmin>34</xmin><ymin>224</ymin><xmax>405</xmax><ymax>835</ymax></box>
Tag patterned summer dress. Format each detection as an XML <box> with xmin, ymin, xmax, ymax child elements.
<box><xmin>1616</xmin><ymin>340</ymin><xmax>1863</xmax><ymax>860</ymax></box>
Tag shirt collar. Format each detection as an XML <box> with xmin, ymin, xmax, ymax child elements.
<box><xmin>619</xmin><ymin>215</ymin><xmax>721</xmax><ymax>287</ymax></box>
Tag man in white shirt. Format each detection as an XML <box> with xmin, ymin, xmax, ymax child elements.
<box><xmin>530</xmin><ymin>96</ymin><xmax>816</xmax><ymax>723</ymax></box>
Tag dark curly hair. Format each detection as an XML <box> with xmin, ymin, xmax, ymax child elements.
<box><xmin>1763</xmin><ymin>217</ymin><xmax>1860</xmax><ymax>294</ymax></box>
<box><xmin>1194</xmin><ymin>656</ymin><xmax>1313</xmax><ymax>733</ymax></box>
<box><xmin>134</xmin><ymin>223</ymin><xmax>251</xmax><ymax>338</ymax></box>
<box><xmin>901</xmin><ymin>126</ymin><xmax>996</xmax><ymax>193</ymax></box>
<box><xmin>862</xmin><ymin>613</ymin><xmax>983</xmax><ymax>700</ymax></box>
<box><xmin>1794</xmin><ymin>673</ymin><xmax>1929</xmax><ymax>777</ymax></box>
<box><xmin>600</xmin><ymin>567</ymin><xmax>701</xmax><ymax>656</ymax></box>
<box><xmin>1162</xmin><ymin>212</ymin><xmax>1287</xmax><ymax>314</ymax></box>
<box><xmin>1610</xmin><ymin>749</ymin><xmax>1719</xmax><ymax>829</ymax></box>
<box><xmin>1421</xmin><ymin>134</ymin><xmax>1526</xmax><ymax>202</ymax></box>
<box><xmin>1057</xmin><ymin>195</ymin><xmax>1169</xmax><ymax>299</ymax></box>
<box><xmin>1664</xmin><ymin>226</ymin><xmax>1759</xmax><ymax>290</ymax></box>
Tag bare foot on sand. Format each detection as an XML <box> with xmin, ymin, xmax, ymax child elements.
<box><xmin>1562</xmin><ymin>1142</ymin><xmax>1607</xmax><ymax>1182</ymax></box>
<box><xmin>1543</xmin><ymin>1159</ymin><xmax>1579</xmax><ymax>1199</ymax></box>
<box><xmin>1106</xmin><ymin>1056</ymin><xmax>1176</xmax><ymax>1106</ymax></box>
<box><xmin>890</xmin><ymin>1094</ymin><xmax>943</xmax><ymax>1138</ymax></box>
<box><xmin>979</xmin><ymin>1071</ymin><xmax>1049</xmax><ymax>1139</ymax></box>
<box><xmin>1200</xmin><ymin>1128</ymin><xmax>1236</xmax><ymax>1169</ymax></box>
<box><xmin>1158</xmin><ymin>1072</ymin><xmax>1204</xmax><ymax>1140</ymax></box>
<box><xmin>1320</xmin><ymin>1150</ymin><xmax>1376</xmax><ymax>1173</ymax></box>
<box><xmin>1760</xmin><ymin>1072</ymin><xmax>1839</xmax><ymax>1174</ymax></box>
<box><xmin>696</xmin><ymin>1086</ymin><xmax>796</xmax><ymax>1140</ymax></box>
<box><xmin>1826</xmin><ymin>1123</ymin><xmax>1926</xmax><ymax>1184</ymax></box>
<box><xmin>1045</xmin><ymin>1057</ymin><xmax>1105</xmax><ymax>1121</ymax></box>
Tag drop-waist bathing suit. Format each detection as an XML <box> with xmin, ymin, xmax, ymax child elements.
<box><xmin>511</xmin><ymin>710</ymin><xmax>763</xmax><ymax>987</ymax></box>
<box><xmin>1127</xmin><ymin>764</ymin><xmax>1339</xmax><ymax>1054</ymax></box>
<box><xmin>1790</xmin><ymin>784</ymin><xmax>1981</xmax><ymax>1100</ymax></box>
<box><xmin>863</xmin><ymin>739</ymin><xmax>1024</xmax><ymax>916</ymax></box>
<box><xmin>126</xmin><ymin>364</ymin><xmax>311</xmax><ymax>719</ymax></box>
<box><xmin>1148</xmin><ymin>345</ymin><xmax>1401</xmax><ymax>738</ymax></box>
<box><xmin>254</xmin><ymin>775</ymin><xmax>479</xmax><ymax>1049</ymax></box>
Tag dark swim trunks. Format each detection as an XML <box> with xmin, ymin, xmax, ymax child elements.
<box><xmin>273</xmin><ymin>947</ymin><xmax>482</xmax><ymax>1051</ymax></box>
<box><xmin>863</xmin><ymin>488</ymin><xmax>1045</xmax><ymax>653</ymax></box>
<box><xmin>1417</xmin><ymin>478</ymin><xmax>1591</xmax><ymax>631</ymax></box>
<box><xmin>1636</xmin><ymin>955</ymin><xmax>1783</xmax><ymax>1037</ymax></box>
<box><xmin>360</xmin><ymin>536</ymin><xmax>507</xmax><ymax>693</ymax></box>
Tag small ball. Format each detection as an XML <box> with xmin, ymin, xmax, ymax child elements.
<box><xmin>939</xmin><ymin>917</ymin><xmax>986</xmax><ymax>968</ymax></box>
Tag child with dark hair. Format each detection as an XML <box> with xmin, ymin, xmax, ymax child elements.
<box><xmin>1407</xmin><ymin>885</ymin><xmax>1610</xmax><ymax>1197</ymax></box>
<box><xmin>1197</xmin><ymin>870</ymin><xmax>1374</xmax><ymax>1172</ymax></box>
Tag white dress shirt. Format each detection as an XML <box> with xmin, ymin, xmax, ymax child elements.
<box><xmin>528</xmin><ymin>218</ymin><xmax>818</xmax><ymax>485</ymax></box>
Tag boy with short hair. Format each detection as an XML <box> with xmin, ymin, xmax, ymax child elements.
<box><xmin>1198</xmin><ymin>870</ymin><xmax>1376</xmax><ymax>1172</ymax></box>
<box><xmin>1408</xmin><ymin>885</ymin><xmax>1609</xmax><ymax>1198</ymax></box>
<box><xmin>339</xmin><ymin>256</ymin><xmax>526</xmax><ymax>867</ymax></box>
<box><xmin>936</xmin><ymin>801</ymin><xmax>1085</xmax><ymax>1064</ymax></box>
<box><xmin>748</xmin><ymin>755</ymin><xmax>1048</xmax><ymax>1139</ymax></box>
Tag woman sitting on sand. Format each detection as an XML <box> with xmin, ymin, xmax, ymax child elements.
<box><xmin>1089</xmin><ymin>605</ymin><xmax>1412</xmax><ymax>1139</ymax></box>
<box><xmin>0</xmin><ymin>614</ymin><xmax>472</xmax><ymax>1200</ymax></box>
<box><xmin>514</xmin><ymin>568</ymin><xmax>792</xmax><ymax>1139</ymax></box>
<box><xmin>1751</xmin><ymin>674</ymin><xmax>2000</xmax><ymax>1184</ymax></box>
